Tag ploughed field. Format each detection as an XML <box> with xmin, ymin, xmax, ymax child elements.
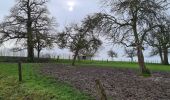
<box><xmin>41</xmin><ymin>64</ymin><xmax>170</xmax><ymax>100</ymax></box>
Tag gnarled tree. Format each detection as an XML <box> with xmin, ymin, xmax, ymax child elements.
<box><xmin>33</xmin><ymin>17</ymin><xmax>56</xmax><ymax>58</ymax></box>
<box><xmin>83</xmin><ymin>0</ymin><xmax>169</xmax><ymax>74</ymax></box>
<box><xmin>56</xmin><ymin>24</ymin><xmax>102</xmax><ymax>66</ymax></box>
<box><xmin>0</xmin><ymin>0</ymin><xmax>56</xmax><ymax>62</ymax></box>
<box><xmin>34</xmin><ymin>30</ymin><xmax>55</xmax><ymax>58</ymax></box>
<box><xmin>146</xmin><ymin>16</ymin><xmax>170</xmax><ymax>65</ymax></box>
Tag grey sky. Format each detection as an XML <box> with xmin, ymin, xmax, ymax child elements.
<box><xmin>0</xmin><ymin>0</ymin><xmax>101</xmax><ymax>26</ymax></box>
<box><xmin>0</xmin><ymin>0</ymin><xmax>168</xmax><ymax>62</ymax></box>
<box><xmin>48</xmin><ymin>0</ymin><xmax>101</xmax><ymax>30</ymax></box>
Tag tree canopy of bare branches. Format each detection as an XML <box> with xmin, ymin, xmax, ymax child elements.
<box><xmin>83</xmin><ymin>0</ymin><xmax>169</xmax><ymax>74</ymax></box>
<box><xmin>0</xmin><ymin>0</ymin><xmax>57</xmax><ymax>62</ymax></box>
<box><xmin>56</xmin><ymin>24</ymin><xmax>102</xmax><ymax>66</ymax></box>
<box><xmin>146</xmin><ymin>16</ymin><xmax>170</xmax><ymax>65</ymax></box>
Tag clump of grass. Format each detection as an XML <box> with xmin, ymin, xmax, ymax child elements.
<box><xmin>141</xmin><ymin>68</ymin><xmax>152</xmax><ymax>77</ymax></box>
<box><xmin>141</xmin><ymin>73</ymin><xmax>152</xmax><ymax>78</ymax></box>
<box><xmin>138</xmin><ymin>69</ymin><xmax>152</xmax><ymax>78</ymax></box>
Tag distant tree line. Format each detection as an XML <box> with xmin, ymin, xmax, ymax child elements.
<box><xmin>0</xmin><ymin>0</ymin><xmax>170</xmax><ymax>75</ymax></box>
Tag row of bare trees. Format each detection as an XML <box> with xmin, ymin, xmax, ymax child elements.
<box><xmin>0</xmin><ymin>0</ymin><xmax>102</xmax><ymax>65</ymax></box>
<box><xmin>0</xmin><ymin>0</ymin><xmax>170</xmax><ymax>75</ymax></box>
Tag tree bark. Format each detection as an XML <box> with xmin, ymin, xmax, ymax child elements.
<box><xmin>158</xmin><ymin>47</ymin><xmax>164</xmax><ymax>64</ymax></box>
<box><xmin>132</xmin><ymin>14</ymin><xmax>150</xmax><ymax>74</ymax></box>
<box><xmin>27</xmin><ymin>38</ymin><xmax>34</xmax><ymax>62</ymax></box>
<box><xmin>72</xmin><ymin>50</ymin><xmax>79</xmax><ymax>66</ymax></box>
<box><xmin>131</xmin><ymin>57</ymin><xmax>134</xmax><ymax>62</ymax></box>
<box><xmin>137</xmin><ymin>45</ymin><xmax>149</xmax><ymax>74</ymax></box>
<box><xmin>37</xmin><ymin>40</ymin><xmax>41</xmax><ymax>59</ymax></box>
<box><xmin>37</xmin><ymin>50</ymin><xmax>40</xmax><ymax>59</ymax></box>
<box><xmin>163</xmin><ymin>47</ymin><xmax>169</xmax><ymax>65</ymax></box>
<box><xmin>27</xmin><ymin>0</ymin><xmax>34</xmax><ymax>62</ymax></box>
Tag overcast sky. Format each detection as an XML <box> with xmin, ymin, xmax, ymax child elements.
<box><xmin>0</xmin><ymin>0</ymin><xmax>101</xmax><ymax>26</ymax></box>
<box><xmin>0</xmin><ymin>0</ymin><xmax>168</xmax><ymax>62</ymax></box>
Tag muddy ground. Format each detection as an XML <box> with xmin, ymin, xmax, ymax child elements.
<box><xmin>40</xmin><ymin>64</ymin><xmax>170</xmax><ymax>100</ymax></box>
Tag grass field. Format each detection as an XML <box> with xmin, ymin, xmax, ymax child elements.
<box><xmin>57</xmin><ymin>59</ymin><xmax>170</xmax><ymax>72</ymax></box>
<box><xmin>0</xmin><ymin>60</ymin><xmax>170</xmax><ymax>100</ymax></box>
<box><xmin>0</xmin><ymin>63</ymin><xmax>92</xmax><ymax>100</ymax></box>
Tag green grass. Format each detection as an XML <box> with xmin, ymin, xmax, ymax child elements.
<box><xmin>56</xmin><ymin>59</ymin><xmax>170</xmax><ymax>72</ymax></box>
<box><xmin>1</xmin><ymin>59</ymin><xmax>170</xmax><ymax>99</ymax></box>
<box><xmin>0</xmin><ymin>63</ymin><xmax>92</xmax><ymax>100</ymax></box>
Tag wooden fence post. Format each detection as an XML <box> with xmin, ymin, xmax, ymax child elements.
<box><xmin>18</xmin><ymin>62</ymin><xmax>22</xmax><ymax>82</ymax></box>
<box><xmin>95</xmin><ymin>79</ymin><xmax>107</xmax><ymax>100</ymax></box>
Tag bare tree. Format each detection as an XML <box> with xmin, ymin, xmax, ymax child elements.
<box><xmin>56</xmin><ymin>24</ymin><xmax>102</xmax><ymax>66</ymax></box>
<box><xmin>0</xmin><ymin>0</ymin><xmax>56</xmax><ymax>62</ymax></box>
<box><xmin>146</xmin><ymin>16</ymin><xmax>170</xmax><ymax>65</ymax></box>
<box><xmin>83</xmin><ymin>0</ymin><xmax>169</xmax><ymax>74</ymax></box>
<box><xmin>124</xmin><ymin>48</ymin><xmax>137</xmax><ymax>62</ymax></box>
<box><xmin>34</xmin><ymin>31</ymin><xmax>54</xmax><ymax>58</ymax></box>
<box><xmin>78</xmin><ymin>46</ymin><xmax>99</xmax><ymax>60</ymax></box>
<box><xmin>107</xmin><ymin>50</ymin><xmax>117</xmax><ymax>61</ymax></box>
<box><xmin>149</xmin><ymin>47</ymin><xmax>164</xmax><ymax>63</ymax></box>
<box><xmin>33</xmin><ymin>18</ymin><xmax>56</xmax><ymax>58</ymax></box>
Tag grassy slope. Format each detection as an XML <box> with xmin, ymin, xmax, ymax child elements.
<box><xmin>0</xmin><ymin>63</ymin><xmax>92</xmax><ymax>100</ymax></box>
<box><xmin>57</xmin><ymin>59</ymin><xmax>170</xmax><ymax>72</ymax></box>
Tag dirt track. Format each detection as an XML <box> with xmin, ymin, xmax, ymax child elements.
<box><xmin>40</xmin><ymin>64</ymin><xmax>170</xmax><ymax>100</ymax></box>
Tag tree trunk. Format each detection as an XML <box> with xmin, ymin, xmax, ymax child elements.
<box><xmin>137</xmin><ymin>45</ymin><xmax>149</xmax><ymax>74</ymax></box>
<box><xmin>27</xmin><ymin>0</ymin><xmax>34</xmax><ymax>62</ymax></box>
<box><xmin>158</xmin><ymin>47</ymin><xmax>164</xmax><ymax>64</ymax></box>
<box><xmin>131</xmin><ymin>57</ymin><xmax>134</xmax><ymax>62</ymax></box>
<box><xmin>72</xmin><ymin>50</ymin><xmax>79</xmax><ymax>66</ymax></box>
<box><xmin>132</xmin><ymin>16</ymin><xmax>150</xmax><ymax>75</ymax></box>
<box><xmin>37</xmin><ymin>41</ymin><xmax>41</xmax><ymax>59</ymax></box>
<box><xmin>163</xmin><ymin>47</ymin><xmax>169</xmax><ymax>65</ymax></box>
<box><xmin>27</xmin><ymin>38</ymin><xmax>34</xmax><ymax>62</ymax></box>
<box><xmin>37</xmin><ymin>50</ymin><xmax>40</xmax><ymax>59</ymax></box>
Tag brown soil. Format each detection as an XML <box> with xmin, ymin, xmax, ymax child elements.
<box><xmin>40</xmin><ymin>64</ymin><xmax>170</xmax><ymax>100</ymax></box>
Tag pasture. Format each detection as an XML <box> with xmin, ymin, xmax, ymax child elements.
<box><xmin>0</xmin><ymin>63</ymin><xmax>91</xmax><ymax>100</ymax></box>
<box><xmin>0</xmin><ymin>60</ymin><xmax>170</xmax><ymax>99</ymax></box>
